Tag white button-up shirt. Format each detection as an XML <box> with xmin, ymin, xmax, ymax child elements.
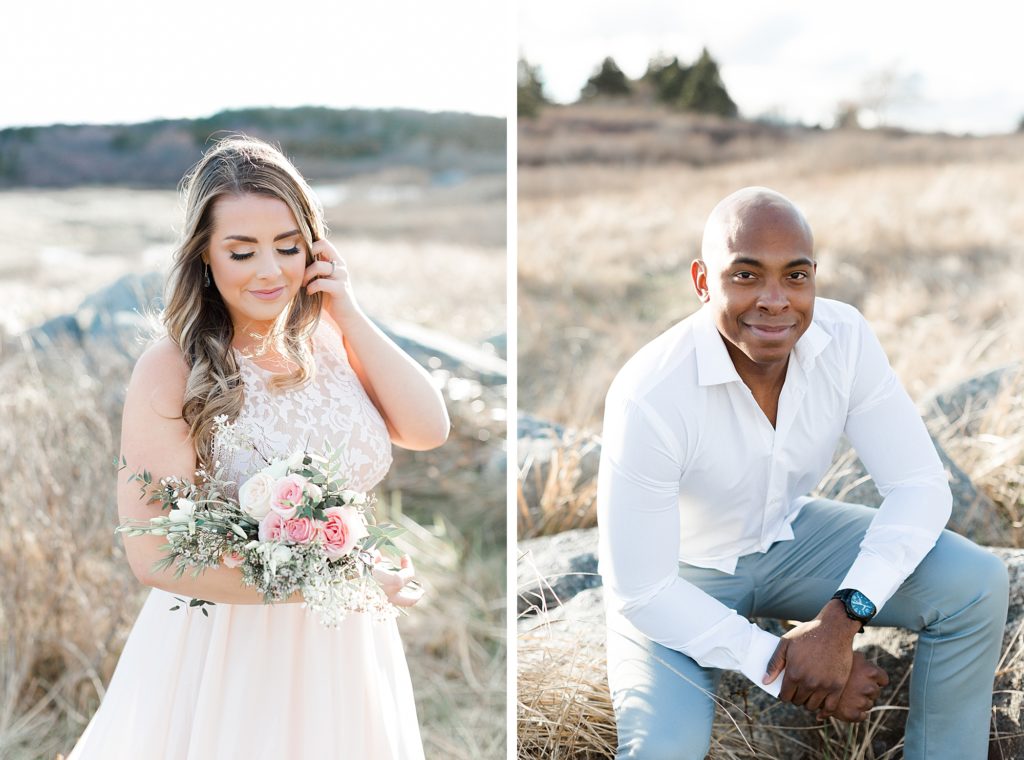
<box><xmin>597</xmin><ymin>298</ymin><xmax>951</xmax><ymax>696</ymax></box>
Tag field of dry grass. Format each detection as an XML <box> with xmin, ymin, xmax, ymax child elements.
<box><xmin>0</xmin><ymin>170</ymin><xmax>506</xmax><ymax>759</ymax></box>
<box><xmin>0</xmin><ymin>171</ymin><xmax>505</xmax><ymax>340</ymax></box>
<box><xmin>517</xmin><ymin>104</ymin><xmax>1024</xmax><ymax>757</ymax></box>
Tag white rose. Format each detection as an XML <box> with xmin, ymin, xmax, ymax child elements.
<box><xmin>271</xmin><ymin>545</ymin><xmax>292</xmax><ymax>564</ymax></box>
<box><xmin>238</xmin><ymin>472</ymin><xmax>275</xmax><ymax>520</ymax></box>
<box><xmin>305</xmin><ymin>481</ymin><xmax>323</xmax><ymax>504</ymax></box>
<box><xmin>286</xmin><ymin>450</ymin><xmax>304</xmax><ymax>470</ymax></box>
<box><xmin>168</xmin><ymin>510</ymin><xmax>192</xmax><ymax>524</ymax></box>
<box><xmin>340</xmin><ymin>489</ymin><xmax>367</xmax><ymax>506</ymax></box>
<box><xmin>264</xmin><ymin>458</ymin><xmax>289</xmax><ymax>479</ymax></box>
<box><xmin>175</xmin><ymin>498</ymin><xmax>195</xmax><ymax>516</ymax></box>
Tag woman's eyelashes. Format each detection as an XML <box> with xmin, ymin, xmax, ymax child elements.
<box><xmin>229</xmin><ymin>246</ymin><xmax>302</xmax><ymax>261</ymax></box>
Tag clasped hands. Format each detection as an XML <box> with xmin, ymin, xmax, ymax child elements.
<box><xmin>763</xmin><ymin>599</ymin><xmax>889</xmax><ymax>722</ymax></box>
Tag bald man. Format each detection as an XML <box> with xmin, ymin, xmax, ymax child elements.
<box><xmin>597</xmin><ymin>187</ymin><xmax>1007</xmax><ymax>759</ymax></box>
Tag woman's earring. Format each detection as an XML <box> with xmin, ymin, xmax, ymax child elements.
<box><xmin>204</xmin><ymin>263</ymin><xmax>211</xmax><ymax>288</ymax></box>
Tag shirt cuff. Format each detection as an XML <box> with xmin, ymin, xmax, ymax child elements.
<box><xmin>738</xmin><ymin>625</ymin><xmax>784</xmax><ymax>698</ymax></box>
<box><xmin>838</xmin><ymin>553</ymin><xmax>903</xmax><ymax>612</ymax></box>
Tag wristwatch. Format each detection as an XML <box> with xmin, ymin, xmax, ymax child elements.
<box><xmin>831</xmin><ymin>589</ymin><xmax>876</xmax><ymax>632</ymax></box>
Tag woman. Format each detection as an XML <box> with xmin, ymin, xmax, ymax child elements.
<box><xmin>67</xmin><ymin>136</ymin><xmax>449</xmax><ymax>758</ymax></box>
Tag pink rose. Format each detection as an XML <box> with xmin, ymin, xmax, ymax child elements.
<box><xmin>222</xmin><ymin>550</ymin><xmax>244</xmax><ymax>568</ymax></box>
<box><xmin>271</xmin><ymin>474</ymin><xmax>308</xmax><ymax>519</ymax></box>
<box><xmin>283</xmin><ymin>516</ymin><xmax>317</xmax><ymax>544</ymax></box>
<box><xmin>258</xmin><ymin>511</ymin><xmax>285</xmax><ymax>542</ymax></box>
<box><xmin>321</xmin><ymin>506</ymin><xmax>369</xmax><ymax>559</ymax></box>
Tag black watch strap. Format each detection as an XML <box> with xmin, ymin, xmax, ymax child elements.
<box><xmin>831</xmin><ymin>588</ymin><xmax>875</xmax><ymax>633</ymax></box>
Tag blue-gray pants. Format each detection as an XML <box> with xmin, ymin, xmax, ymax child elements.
<box><xmin>606</xmin><ymin>499</ymin><xmax>1009</xmax><ymax>760</ymax></box>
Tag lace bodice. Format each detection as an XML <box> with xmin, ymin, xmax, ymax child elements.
<box><xmin>212</xmin><ymin>322</ymin><xmax>392</xmax><ymax>495</ymax></box>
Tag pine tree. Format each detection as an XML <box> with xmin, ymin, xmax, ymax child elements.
<box><xmin>645</xmin><ymin>55</ymin><xmax>691</xmax><ymax>105</ymax></box>
<box><xmin>518</xmin><ymin>58</ymin><xmax>548</xmax><ymax>118</ymax></box>
<box><xmin>580</xmin><ymin>57</ymin><xmax>631</xmax><ymax>100</ymax></box>
<box><xmin>679</xmin><ymin>48</ymin><xmax>738</xmax><ymax>117</ymax></box>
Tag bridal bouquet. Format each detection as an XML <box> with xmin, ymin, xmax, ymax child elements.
<box><xmin>117</xmin><ymin>421</ymin><xmax>404</xmax><ymax>627</ymax></box>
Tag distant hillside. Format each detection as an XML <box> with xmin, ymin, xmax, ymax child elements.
<box><xmin>0</xmin><ymin>106</ymin><xmax>506</xmax><ymax>188</ymax></box>
<box><xmin>518</xmin><ymin>102</ymin><xmax>1023</xmax><ymax>169</ymax></box>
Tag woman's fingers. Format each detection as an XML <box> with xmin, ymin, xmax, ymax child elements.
<box><xmin>371</xmin><ymin>555</ymin><xmax>419</xmax><ymax>602</ymax></box>
<box><xmin>391</xmin><ymin>582</ymin><xmax>425</xmax><ymax>607</ymax></box>
<box><xmin>302</xmin><ymin>259</ymin><xmax>342</xmax><ymax>287</ymax></box>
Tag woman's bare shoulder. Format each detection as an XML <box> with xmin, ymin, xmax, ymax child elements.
<box><xmin>126</xmin><ymin>336</ymin><xmax>189</xmax><ymax>418</ymax></box>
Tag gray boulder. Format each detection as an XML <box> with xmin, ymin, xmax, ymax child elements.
<box><xmin>377</xmin><ymin>319</ymin><xmax>506</xmax><ymax>387</ymax></box>
<box><xmin>925</xmin><ymin>362</ymin><xmax>1022</xmax><ymax>436</ymax></box>
<box><xmin>820</xmin><ymin>364</ymin><xmax>1023</xmax><ymax>547</ymax></box>
<box><xmin>28</xmin><ymin>271</ymin><xmax>164</xmax><ymax>358</ymax></box>
<box><xmin>482</xmin><ymin>331</ymin><xmax>506</xmax><ymax>360</ymax></box>
<box><xmin>818</xmin><ymin>435</ymin><xmax>1003</xmax><ymax>546</ymax></box>
<box><xmin>518</xmin><ymin>527</ymin><xmax>601</xmax><ymax>615</ymax></box>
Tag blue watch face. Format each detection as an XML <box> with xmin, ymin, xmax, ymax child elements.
<box><xmin>849</xmin><ymin>591</ymin><xmax>876</xmax><ymax>618</ymax></box>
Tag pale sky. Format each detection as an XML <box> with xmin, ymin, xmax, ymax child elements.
<box><xmin>520</xmin><ymin>1</ymin><xmax>1024</xmax><ymax>134</ymax></box>
<box><xmin>0</xmin><ymin>0</ymin><xmax>510</xmax><ymax>129</ymax></box>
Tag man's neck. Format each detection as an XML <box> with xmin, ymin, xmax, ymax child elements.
<box><xmin>724</xmin><ymin>343</ymin><xmax>790</xmax><ymax>427</ymax></box>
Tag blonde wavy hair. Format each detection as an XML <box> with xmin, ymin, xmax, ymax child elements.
<box><xmin>163</xmin><ymin>135</ymin><xmax>326</xmax><ymax>466</ymax></box>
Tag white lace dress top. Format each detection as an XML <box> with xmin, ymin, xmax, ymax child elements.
<box><xmin>218</xmin><ymin>320</ymin><xmax>393</xmax><ymax>494</ymax></box>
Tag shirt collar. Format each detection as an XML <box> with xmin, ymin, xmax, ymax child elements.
<box><xmin>694</xmin><ymin>306</ymin><xmax>742</xmax><ymax>386</ymax></box>
<box><xmin>694</xmin><ymin>304</ymin><xmax>832</xmax><ymax>387</ymax></box>
<box><xmin>793</xmin><ymin>318</ymin><xmax>831</xmax><ymax>371</ymax></box>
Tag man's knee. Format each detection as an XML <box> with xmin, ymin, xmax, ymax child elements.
<box><xmin>937</xmin><ymin>536</ymin><xmax>1008</xmax><ymax>625</ymax></box>
<box><xmin>970</xmin><ymin>546</ymin><xmax>1009</xmax><ymax>617</ymax></box>
<box><xmin>617</xmin><ymin>721</ymin><xmax>712</xmax><ymax>760</ymax></box>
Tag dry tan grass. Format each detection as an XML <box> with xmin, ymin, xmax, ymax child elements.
<box><xmin>517</xmin><ymin>627</ymin><xmax>617</xmax><ymax>759</ymax></box>
<box><xmin>518</xmin><ymin>433</ymin><xmax>599</xmax><ymax>540</ymax></box>
<box><xmin>0</xmin><ymin>173</ymin><xmax>505</xmax><ymax>343</ymax></box>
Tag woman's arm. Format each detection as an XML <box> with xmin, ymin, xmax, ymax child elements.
<box><xmin>306</xmin><ymin>242</ymin><xmax>451</xmax><ymax>451</ymax></box>
<box><xmin>118</xmin><ymin>337</ymin><xmax>300</xmax><ymax>605</ymax></box>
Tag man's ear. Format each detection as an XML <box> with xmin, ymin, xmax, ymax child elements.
<box><xmin>691</xmin><ymin>259</ymin><xmax>710</xmax><ymax>303</ymax></box>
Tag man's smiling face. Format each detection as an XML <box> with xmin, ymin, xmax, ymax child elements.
<box><xmin>693</xmin><ymin>189</ymin><xmax>817</xmax><ymax>374</ymax></box>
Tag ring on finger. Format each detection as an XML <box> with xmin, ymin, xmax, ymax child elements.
<box><xmin>328</xmin><ymin>259</ymin><xmax>336</xmax><ymax>278</ymax></box>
